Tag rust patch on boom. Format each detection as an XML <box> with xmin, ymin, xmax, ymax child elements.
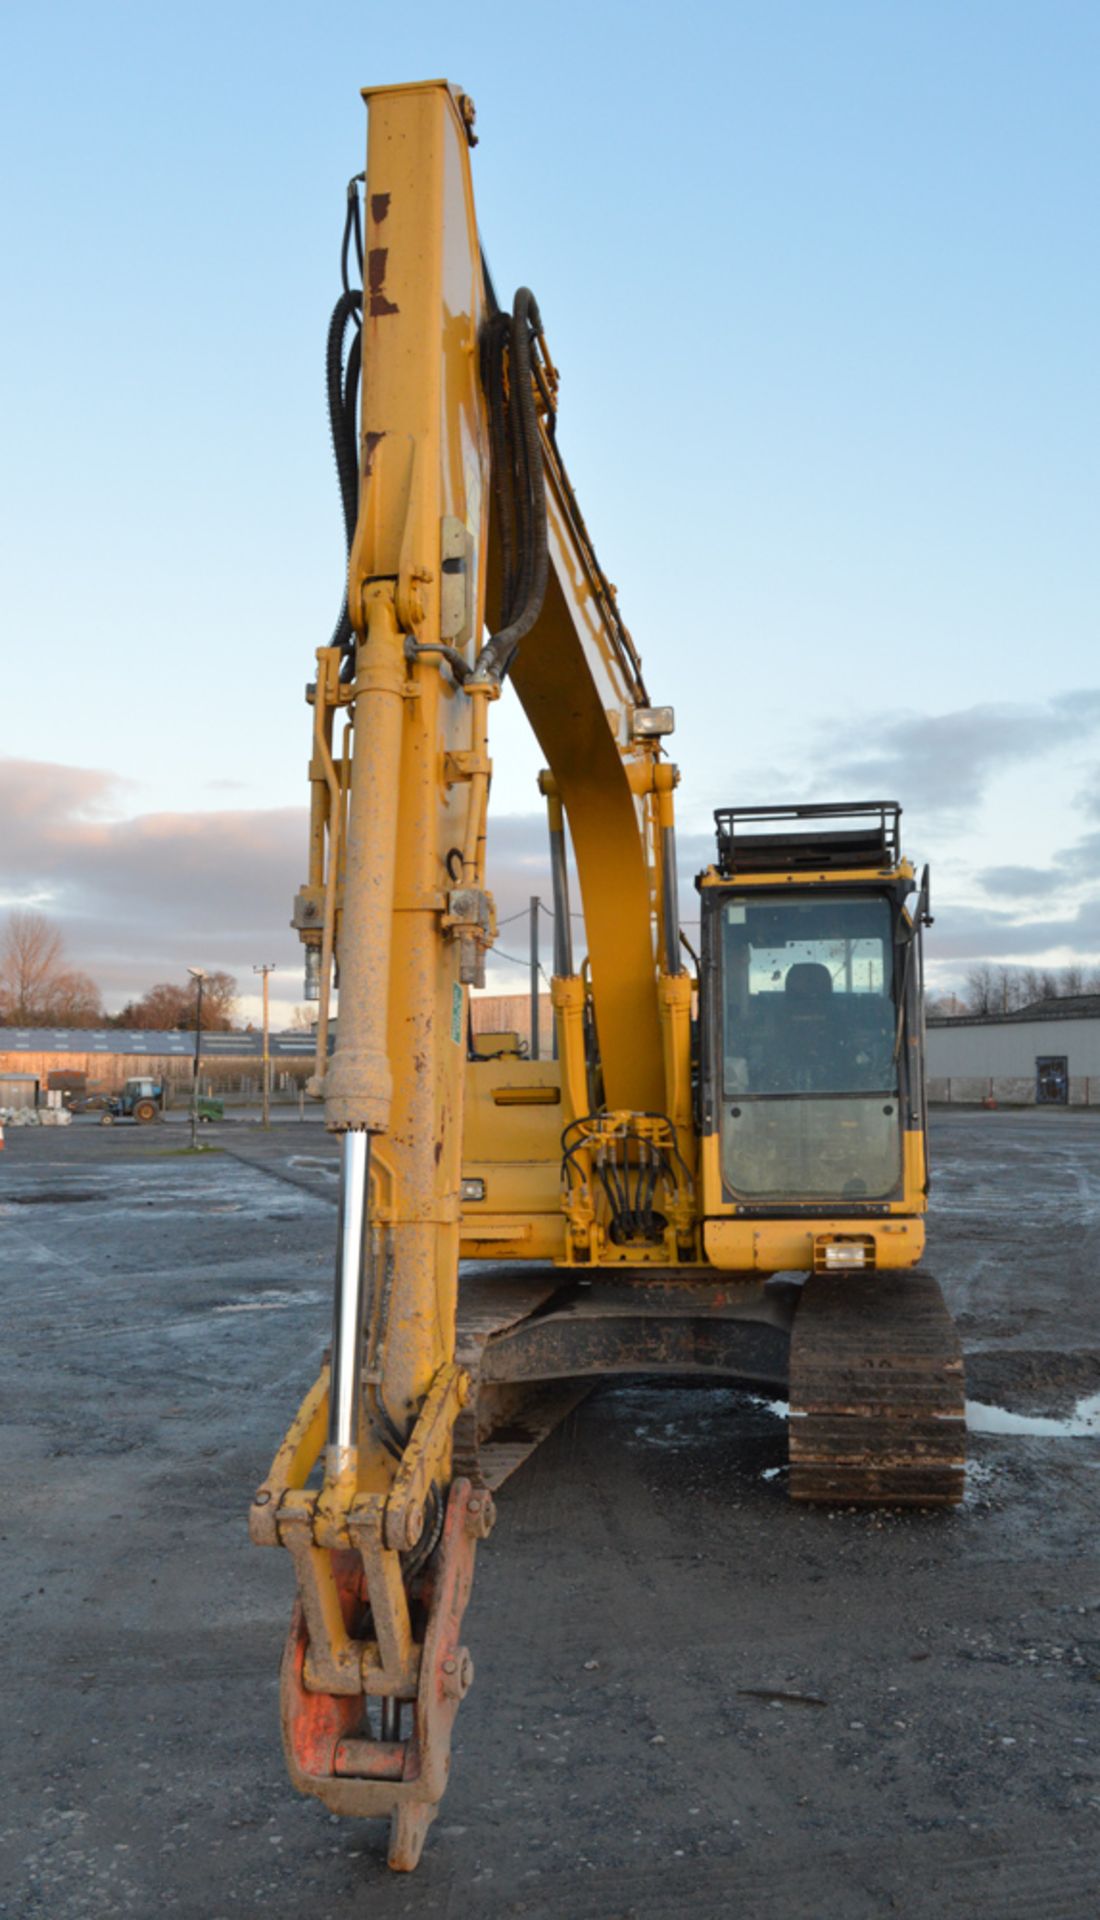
<box><xmin>368</xmin><ymin>248</ymin><xmax>399</xmax><ymax>317</ymax></box>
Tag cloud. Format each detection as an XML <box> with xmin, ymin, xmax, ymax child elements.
<box><xmin>1076</xmin><ymin>771</ymin><xmax>1100</xmax><ymax>821</ymax></box>
<box><xmin>480</xmin><ymin>816</ymin><xmax>553</xmax><ymax>990</ymax></box>
<box><xmin>0</xmin><ymin>759</ymin><xmax>129</xmax><ymax>831</ymax></box>
<box><xmin>824</xmin><ymin>690</ymin><xmax>1100</xmax><ymax>816</ymax></box>
<box><xmin>483</xmin><ymin>814</ymin><xmax>552</xmax><ymax>909</ymax></box>
<box><xmin>0</xmin><ymin>760</ymin><xmax>562</xmax><ymax>1011</ymax></box>
<box><xmin>6</xmin><ymin>751</ymin><xmax>1100</xmax><ymax>1015</ymax></box>
<box><xmin>975</xmin><ymin>826</ymin><xmax>1100</xmax><ymax>904</ymax></box>
<box><xmin>1060</xmin><ymin>831</ymin><xmax>1100</xmax><ymax>880</ymax></box>
<box><xmin>980</xmin><ymin>864</ymin><xmax>1067</xmax><ymax>898</ymax></box>
<box><xmin>667</xmin><ymin>794</ymin><xmax>1100</xmax><ymax>988</ymax></box>
<box><xmin>922</xmin><ymin>893</ymin><xmax>1100</xmax><ymax>966</ymax></box>
<box><xmin>0</xmin><ymin>758</ymin><xmax>308</xmax><ymax>1008</ymax></box>
<box><xmin>810</xmin><ymin>695</ymin><xmax>1100</xmax><ymax>986</ymax></box>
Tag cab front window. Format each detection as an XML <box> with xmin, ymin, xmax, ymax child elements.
<box><xmin>718</xmin><ymin>890</ymin><xmax>902</xmax><ymax>1201</ymax></box>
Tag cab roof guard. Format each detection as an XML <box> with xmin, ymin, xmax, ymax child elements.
<box><xmin>713</xmin><ymin>801</ymin><xmax>901</xmax><ymax>876</ymax></box>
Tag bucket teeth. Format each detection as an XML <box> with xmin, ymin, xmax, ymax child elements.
<box><xmin>788</xmin><ymin>1271</ymin><xmax>966</xmax><ymax>1507</ymax></box>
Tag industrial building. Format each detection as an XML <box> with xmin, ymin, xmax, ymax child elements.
<box><xmin>0</xmin><ymin>1001</ymin><xmax>547</xmax><ymax>1104</ymax></box>
<box><xmin>926</xmin><ymin>995</ymin><xmax>1100</xmax><ymax>1105</ymax></box>
<box><xmin>0</xmin><ymin>1027</ymin><xmax>320</xmax><ymax>1101</ymax></box>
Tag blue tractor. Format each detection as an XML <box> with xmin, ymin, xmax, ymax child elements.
<box><xmin>99</xmin><ymin>1077</ymin><xmax>224</xmax><ymax>1125</ymax></box>
<box><xmin>100</xmin><ymin>1077</ymin><xmax>164</xmax><ymax>1124</ymax></box>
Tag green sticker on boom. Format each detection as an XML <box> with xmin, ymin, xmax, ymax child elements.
<box><xmin>452</xmin><ymin>981</ymin><xmax>463</xmax><ymax>1044</ymax></box>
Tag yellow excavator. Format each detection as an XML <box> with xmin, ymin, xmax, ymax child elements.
<box><xmin>250</xmin><ymin>78</ymin><xmax>965</xmax><ymax>1870</ymax></box>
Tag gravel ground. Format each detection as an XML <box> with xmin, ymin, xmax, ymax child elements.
<box><xmin>0</xmin><ymin>1110</ymin><xmax>1097</xmax><ymax>1919</ymax></box>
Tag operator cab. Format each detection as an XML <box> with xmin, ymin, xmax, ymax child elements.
<box><xmin>717</xmin><ymin>885</ymin><xmax>899</xmax><ymax>1198</ymax></box>
<box><xmin>697</xmin><ymin>804</ymin><xmax>930</xmax><ymax>1265</ymax></box>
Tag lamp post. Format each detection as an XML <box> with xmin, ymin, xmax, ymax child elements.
<box><xmin>529</xmin><ymin>895</ymin><xmax>540</xmax><ymax>1061</ymax></box>
<box><xmin>187</xmin><ymin>968</ymin><xmax>206</xmax><ymax>1150</ymax></box>
<box><xmin>253</xmin><ymin>963</ymin><xmax>275</xmax><ymax>1129</ymax></box>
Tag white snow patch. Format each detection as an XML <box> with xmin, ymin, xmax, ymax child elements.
<box><xmin>213</xmin><ymin>1289</ymin><xmax>323</xmax><ymax>1316</ymax></box>
<box><xmin>746</xmin><ymin>1395</ymin><xmax>806</xmax><ymax>1420</ymax></box>
<box><xmin>966</xmin><ymin>1391</ymin><xmax>1100</xmax><ymax>1438</ymax></box>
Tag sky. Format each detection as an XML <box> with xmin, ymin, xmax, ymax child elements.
<box><xmin>2</xmin><ymin>1</ymin><xmax>1098</xmax><ymax>1022</ymax></box>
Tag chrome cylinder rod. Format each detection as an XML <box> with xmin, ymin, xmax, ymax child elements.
<box><xmin>661</xmin><ymin>824</ymin><xmax>683</xmax><ymax>976</ymax></box>
<box><xmin>326</xmin><ymin>1129</ymin><xmax>371</xmax><ymax>1478</ymax></box>
<box><xmin>548</xmin><ymin>815</ymin><xmax>574</xmax><ymax>978</ymax></box>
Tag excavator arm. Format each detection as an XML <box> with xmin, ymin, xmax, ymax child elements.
<box><xmin>251</xmin><ymin>78</ymin><xmax>689</xmax><ymax>1869</ymax></box>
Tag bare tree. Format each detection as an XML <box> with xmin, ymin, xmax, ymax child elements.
<box><xmin>956</xmin><ymin>961</ymin><xmax>1100</xmax><ymax>1014</ymax></box>
<box><xmin>200</xmin><ymin>970</ymin><xmax>238</xmax><ymax>1030</ymax></box>
<box><xmin>114</xmin><ymin>983</ymin><xmax>190</xmax><ymax>1030</ymax></box>
<box><xmin>115</xmin><ymin>970</ymin><xmax>239</xmax><ymax>1032</ymax></box>
<box><xmin>993</xmin><ymin>966</ymin><xmax>1028</xmax><ymax>1013</ymax></box>
<box><xmin>0</xmin><ymin>909</ymin><xmax>104</xmax><ymax>1026</ymax></box>
<box><xmin>926</xmin><ymin>991</ymin><xmax>965</xmax><ymax>1018</ymax></box>
<box><xmin>1020</xmin><ymin>966</ymin><xmax>1044</xmax><ymax>1008</ymax></box>
<box><xmin>965</xmin><ymin>963</ymin><xmax>998</xmax><ymax>1016</ymax></box>
<box><xmin>46</xmin><ymin>969</ymin><xmax>104</xmax><ymax>1026</ymax></box>
<box><xmin>287</xmin><ymin>1004</ymin><xmax>316</xmax><ymax>1032</ymax></box>
<box><xmin>0</xmin><ymin>909</ymin><xmax>63</xmax><ymax>1021</ymax></box>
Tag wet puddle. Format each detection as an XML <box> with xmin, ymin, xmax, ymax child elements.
<box><xmin>748</xmin><ymin>1391</ymin><xmax>1100</xmax><ymax>1441</ymax></box>
<box><xmin>287</xmin><ymin>1154</ymin><xmax>339</xmax><ymax>1179</ymax></box>
<box><xmin>3</xmin><ymin>1191</ymin><xmax>100</xmax><ymax>1206</ymax></box>
<box><xmin>965</xmin><ymin>1392</ymin><xmax>1100</xmax><ymax>1438</ymax></box>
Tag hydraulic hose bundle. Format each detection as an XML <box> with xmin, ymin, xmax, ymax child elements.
<box><xmin>472</xmin><ymin>287</ymin><xmax>549</xmax><ymax>685</ymax></box>
<box><xmin>325</xmin><ymin>191</ymin><xmax>549</xmax><ymax>688</ymax></box>
<box><xmin>327</xmin><ymin>176</ymin><xmax>365</xmax><ymax>668</ymax></box>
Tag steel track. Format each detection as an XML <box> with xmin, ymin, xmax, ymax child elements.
<box><xmin>788</xmin><ymin>1270</ymin><xmax>966</xmax><ymax>1506</ymax></box>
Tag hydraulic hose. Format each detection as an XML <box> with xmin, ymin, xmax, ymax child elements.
<box><xmin>471</xmin><ymin>287</ymin><xmax>549</xmax><ymax>685</ymax></box>
<box><xmin>324</xmin><ymin>172</ymin><xmax>366</xmax><ymax>666</ymax></box>
<box><xmin>325</xmin><ymin>287</ymin><xmax>362</xmax><ymax>658</ymax></box>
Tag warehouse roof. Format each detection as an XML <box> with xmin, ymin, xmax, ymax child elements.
<box><xmin>929</xmin><ymin>995</ymin><xmax>1100</xmax><ymax>1030</ymax></box>
<box><xmin>0</xmin><ymin>1028</ymin><xmax>327</xmax><ymax>1058</ymax></box>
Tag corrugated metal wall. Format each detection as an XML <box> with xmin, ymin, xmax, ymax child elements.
<box><xmin>0</xmin><ymin>1049</ymin><xmax>313</xmax><ymax>1096</ymax></box>
<box><xmin>926</xmin><ymin>1017</ymin><xmax>1100</xmax><ymax>1104</ymax></box>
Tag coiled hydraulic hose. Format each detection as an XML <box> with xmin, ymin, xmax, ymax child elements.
<box><xmin>326</xmin><ymin>290</ymin><xmax>362</xmax><ymax>656</ymax></box>
<box><xmin>327</xmin><ymin>177</ymin><xmax>365</xmax><ymax>666</ymax></box>
<box><xmin>471</xmin><ymin>287</ymin><xmax>549</xmax><ymax>685</ymax></box>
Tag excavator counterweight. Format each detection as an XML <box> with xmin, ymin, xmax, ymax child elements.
<box><xmin>252</xmin><ymin>78</ymin><xmax>965</xmax><ymax>1868</ymax></box>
